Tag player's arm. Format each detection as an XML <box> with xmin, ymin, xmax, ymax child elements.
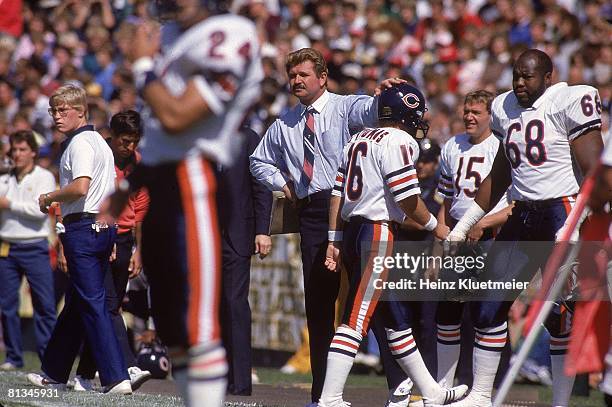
<box><xmin>448</xmin><ymin>143</ymin><xmax>511</xmax><ymax>241</ymax></box>
<box><xmin>141</xmin><ymin>80</ymin><xmax>212</xmax><ymax>135</ymax></box>
<box><xmin>397</xmin><ymin>195</ymin><xmax>447</xmax><ymax>239</ymax></box>
<box><xmin>467</xmin><ymin>202</ymin><xmax>513</xmax><ymax>241</ymax></box>
<box><xmin>326</xmin><ymin>166</ymin><xmax>346</xmax><ymax>272</ymax></box>
<box><xmin>570</xmin><ymin>128</ymin><xmax>603</xmax><ymax>177</ymax></box>
<box><xmin>589</xmin><ymin>165</ymin><xmax>612</xmax><ymax>212</ymax></box>
<box><xmin>128</xmin><ymin>23</ymin><xmax>213</xmax><ymax>134</ymax></box>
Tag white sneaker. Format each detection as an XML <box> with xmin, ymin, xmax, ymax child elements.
<box><xmin>422</xmin><ymin>384</ymin><xmax>469</xmax><ymax>406</ymax></box>
<box><xmin>127</xmin><ymin>366</ymin><xmax>152</xmax><ymax>391</ymax></box>
<box><xmin>385</xmin><ymin>378</ymin><xmax>413</xmax><ymax>407</ymax></box>
<box><xmin>103</xmin><ymin>379</ymin><xmax>132</xmax><ymax>394</ymax></box>
<box><xmin>26</xmin><ymin>373</ymin><xmax>66</xmax><ymax>390</ymax></box>
<box><xmin>251</xmin><ymin>370</ymin><xmax>260</xmax><ymax>384</ymax></box>
<box><xmin>438</xmin><ymin>392</ymin><xmax>491</xmax><ymax>407</ymax></box>
<box><xmin>280</xmin><ymin>364</ymin><xmax>297</xmax><ymax>374</ymax></box>
<box><xmin>0</xmin><ymin>362</ymin><xmax>18</xmax><ymax>371</ymax></box>
<box><xmin>73</xmin><ymin>375</ymin><xmax>93</xmax><ymax>391</ymax></box>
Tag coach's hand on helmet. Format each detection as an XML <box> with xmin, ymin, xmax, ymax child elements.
<box><xmin>375</xmin><ymin>77</ymin><xmax>408</xmax><ymax>96</ymax></box>
<box><xmin>255</xmin><ymin>234</ymin><xmax>272</xmax><ymax>259</ymax></box>
<box><xmin>325</xmin><ymin>242</ymin><xmax>342</xmax><ymax>272</ymax></box>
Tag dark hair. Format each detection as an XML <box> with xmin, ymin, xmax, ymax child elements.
<box><xmin>110</xmin><ymin>110</ymin><xmax>142</xmax><ymax>138</ymax></box>
<box><xmin>9</xmin><ymin>130</ymin><xmax>39</xmax><ymax>156</ymax></box>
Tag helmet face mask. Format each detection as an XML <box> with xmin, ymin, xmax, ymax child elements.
<box><xmin>378</xmin><ymin>84</ymin><xmax>429</xmax><ymax>139</ymax></box>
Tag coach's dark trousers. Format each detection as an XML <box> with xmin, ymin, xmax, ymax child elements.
<box><xmin>76</xmin><ymin>232</ymin><xmax>137</xmax><ymax>378</ymax></box>
<box><xmin>41</xmin><ymin>218</ymin><xmax>128</xmax><ymax>386</ymax></box>
<box><xmin>221</xmin><ymin>241</ymin><xmax>253</xmax><ymax>395</ymax></box>
<box><xmin>298</xmin><ymin>190</ymin><xmax>339</xmax><ymax>402</ymax></box>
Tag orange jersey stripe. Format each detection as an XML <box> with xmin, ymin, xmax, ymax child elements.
<box><xmin>388</xmin><ymin>174</ymin><xmax>417</xmax><ymax>188</ymax></box>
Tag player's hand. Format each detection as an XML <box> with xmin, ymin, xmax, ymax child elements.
<box><xmin>98</xmin><ymin>189</ymin><xmax>130</xmax><ymax>226</ymax></box>
<box><xmin>375</xmin><ymin>77</ymin><xmax>408</xmax><ymax>96</ymax></box>
<box><xmin>433</xmin><ymin>223</ymin><xmax>450</xmax><ymax>240</ymax></box>
<box><xmin>282</xmin><ymin>182</ymin><xmax>298</xmax><ymax>206</ymax></box>
<box><xmin>128</xmin><ymin>248</ymin><xmax>143</xmax><ymax>278</ymax></box>
<box><xmin>467</xmin><ymin>222</ymin><xmax>484</xmax><ymax>242</ymax></box>
<box><xmin>57</xmin><ymin>243</ymin><xmax>68</xmax><ymax>274</ymax></box>
<box><xmin>254</xmin><ymin>234</ymin><xmax>272</xmax><ymax>259</ymax></box>
<box><xmin>129</xmin><ymin>21</ymin><xmax>160</xmax><ymax>62</ymax></box>
<box><xmin>325</xmin><ymin>242</ymin><xmax>342</xmax><ymax>272</ymax></box>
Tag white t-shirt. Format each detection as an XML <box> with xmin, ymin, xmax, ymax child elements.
<box><xmin>490</xmin><ymin>82</ymin><xmax>602</xmax><ymax>201</ymax></box>
<box><xmin>139</xmin><ymin>14</ymin><xmax>263</xmax><ymax>166</ymax></box>
<box><xmin>59</xmin><ymin>126</ymin><xmax>115</xmax><ymax>216</ymax></box>
<box><xmin>332</xmin><ymin>127</ymin><xmax>420</xmax><ymax>223</ymax></box>
<box><xmin>437</xmin><ymin>133</ymin><xmax>509</xmax><ymax>220</ymax></box>
<box><xmin>0</xmin><ymin>166</ymin><xmax>55</xmax><ymax>242</ymax></box>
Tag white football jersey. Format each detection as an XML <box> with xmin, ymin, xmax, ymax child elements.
<box><xmin>139</xmin><ymin>14</ymin><xmax>263</xmax><ymax>166</ymax></box>
<box><xmin>332</xmin><ymin>127</ymin><xmax>420</xmax><ymax>223</ymax></box>
<box><xmin>437</xmin><ymin>133</ymin><xmax>509</xmax><ymax>220</ymax></box>
<box><xmin>491</xmin><ymin>82</ymin><xmax>602</xmax><ymax>201</ymax></box>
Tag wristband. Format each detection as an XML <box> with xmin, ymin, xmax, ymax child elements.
<box><xmin>328</xmin><ymin>230</ymin><xmax>343</xmax><ymax>242</ymax></box>
<box><xmin>423</xmin><ymin>213</ymin><xmax>438</xmax><ymax>231</ymax></box>
<box><xmin>132</xmin><ymin>56</ymin><xmax>157</xmax><ymax>92</ymax></box>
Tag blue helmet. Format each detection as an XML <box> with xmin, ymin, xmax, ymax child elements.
<box><xmin>378</xmin><ymin>83</ymin><xmax>429</xmax><ymax>139</ymax></box>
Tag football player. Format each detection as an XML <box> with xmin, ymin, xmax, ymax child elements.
<box><xmin>116</xmin><ymin>1</ymin><xmax>263</xmax><ymax>406</ymax></box>
<box><xmin>435</xmin><ymin>90</ymin><xmax>513</xmax><ymax>388</ymax></box>
<box><xmin>320</xmin><ymin>84</ymin><xmax>468</xmax><ymax>407</ymax></box>
<box><xmin>444</xmin><ymin>49</ymin><xmax>603</xmax><ymax>406</ymax></box>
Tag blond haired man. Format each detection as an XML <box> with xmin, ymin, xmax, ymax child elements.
<box><xmin>27</xmin><ymin>84</ymin><xmax>131</xmax><ymax>394</ymax></box>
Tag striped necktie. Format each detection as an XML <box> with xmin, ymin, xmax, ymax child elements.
<box><xmin>302</xmin><ymin>107</ymin><xmax>316</xmax><ymax>187</ymax></box>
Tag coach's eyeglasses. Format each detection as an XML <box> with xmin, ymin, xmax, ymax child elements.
<box><xmin>47</xmin><ymin>107</ymin><xmax>75</xmax><ymax>117</ymax></box>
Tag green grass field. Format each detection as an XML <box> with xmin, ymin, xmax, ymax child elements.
<box><xmin>0</xmin><ymin>352</ymin><xmax>605</xmax><ymax>406</ymax></box>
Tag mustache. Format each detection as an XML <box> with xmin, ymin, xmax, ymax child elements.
<box><xmin>292</xmin><ymin>85</ymin><xmax>306</xmax><ymax>91</ymax></box>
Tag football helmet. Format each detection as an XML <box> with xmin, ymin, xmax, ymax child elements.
<box><xmin>137</xmin><ymin>339</ymin><xmax>171</xmax><ymax>379</ymax></box>
<box><xmin>378</xmin><ymin>83</ymin><xmax>429</xmax><ymax>139</ymax></box>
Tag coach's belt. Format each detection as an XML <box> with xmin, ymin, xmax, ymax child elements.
<box><xmin>515</xmin><ymin>196</ymin><xmax>573</xmax><ymax>210</ymax></box>
<box><xmin>62</xmin><ymin>212</ymin><xmax>97</xmax><ymax>225</ymax></box>
<box><xmin>298</xmin><ymin>189</ymin><xmax>332</xmax><ymax>205</ymax></box>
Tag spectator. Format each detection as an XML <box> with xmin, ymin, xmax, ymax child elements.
<box><xmin>28</xmin><ymin>83</ymin><xmax>131</xmax><ymax>394</ymax></box>
<box><xmin>0</xmin><ymin>130</ymin><xmax>57</xmax><ymax>370</ymax></box>
<box><xmin>72</xmin><ymin>110</ymin><xmax>151</xmax><ymax>392</ymax></box>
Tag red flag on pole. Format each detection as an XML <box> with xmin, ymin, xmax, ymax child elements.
<box><xmin>565</xmin><ymin>213</ymin><xmax>611</xmax><ymax>375</ymax></box>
